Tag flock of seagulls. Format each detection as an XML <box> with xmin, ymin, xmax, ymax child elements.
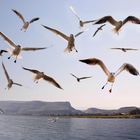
<box><xmin>0</xmin><ymin>6</ymin><xmax>140</xmax><ymax>93</ymax></box>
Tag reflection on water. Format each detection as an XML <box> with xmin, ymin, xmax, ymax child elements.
<box><xmin>0</xmin><ymin>115</ymin><xmax>140</xmax><ymax>140</ymax></box>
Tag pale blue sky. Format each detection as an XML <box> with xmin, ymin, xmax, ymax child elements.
<box><xmin>0</xmin><ymin>0</ymin><xmax>140</xmax><ymax>109</ymax></box>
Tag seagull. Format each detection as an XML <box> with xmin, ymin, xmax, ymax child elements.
<box><xmin>110</xmin><ymin>47</ymin><xmax>139</xmax><ymax>52</ymax></box>
<box><xmin>42</xmin><ymin>25</ymin><xmax>84</xmax><ymax>53</ymax></box>
<box><xmin>0</xmin><ymin>50</ymin><xmax>8</xmax><ymax>56</ymax></box>
<box><xmin>22</xmin><ymin>67</ymin><xmax>63</xmax><ymax>89</ymax></box>
<box><xmin>94</xmin><ymin>16</ymin><xmax>140</xmax><ymax>34</ymax></box>
<box><xmin>70</xmin><ymin>73</ymin><xmax>92</xmax><ymax>82</ymax></box>
<box><xmin>12</xmin><ymin>9</ymin><xmax>39</xmax><ymax>31</ymax></box>
<box><xmin>92</xmin><ymin>24</ymin><xmax>106</xmax><ymax>37</ymax></box>
<box><xmin>2</xmin><ymin>62</ymin><xmax>22</xmax><ymax>90</ymax></box>
<box><xmin>79</xmin><ymin>58</ymin><xmax>139</xmax><ymax>93</ymax></box>
<box><xmin>0</xmin><ymin>32</ymin><xmax>46</xmax><ymax>63</ymax></box>
<box><xmin>70</xmin><ymin>6</ymin><xmax>96</xmax><ymax>27</ymax></box>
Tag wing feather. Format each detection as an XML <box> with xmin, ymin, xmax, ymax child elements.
<box><xmin>79</xmin><ymin>58</ymin><xmax>110</xmax><ymax>76</ymax></box>
<box><xmin>0</xmin><ymin>32</ymin><xmax>17</xmax><ymax>48</ymax></box>
<box><xmin>43</xmin><ymin>75</ymin><xmax>63</xmax><ymax>89</ymax></box>
<box><xmin>123</xmin><ymin>16</ymin><xmax>140</xmax><ymax>25</ymax></box>
<box><xmin>22</xmin><ymin>67</ymin><xmax>39</xmax><ymax>74</ymax></box>
<box><xmin>29</xmin><ymin>17</ymin><xmax>40</xmax><ymax>24</ymax></box>
<box><xmin>2</xmin><ymin>62</ymin><xmax>10</xmax><ymax>82</ymax></box>
<box><xmin>22</xmin><ymin>47</ymin><xmax>46</xmax><ymax>51</ymax></box>
<box><xmin>42</xmin><ymin>25</ymin><xmax>69</xmax><ymax>41</ymax></box>
<box><xmin>115</xmin><ymin>63</ymin><xmax>139</xmax><ymax>77</ymax></box>
<box><xmin>12</xmin><ymin>9</ymin><xmax>26</xmax><ymax>24</ymax></box>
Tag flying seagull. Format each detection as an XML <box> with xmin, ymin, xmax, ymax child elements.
<box><xmin>0</xmin><ymin>32</ymin><xmax>46</xmax><ymax>63</ymax></box>
<box><xmin>92</xmin><ymin>24</ymin><xmax>106</xmax><ymax>37</ymax></box>
<box><xmin>2</xmin><ymin>62</ymin><xmax>22</xmax><ymax>89</ymax></box>
<box><xmin>70</xmin><ymin>73</ymin><xmax>92</xmax><ymax>82</ymax></box>
<box><xmin>42</xmin><ymin>25</ymin><xmax>84</xmax><ymax>53</ymax></box>
<box><xmin>94</xmin><ymin>16</ymin><xmax>140</xmax><ymax>34</ymax></box>
<box><xmin>79</xmin><ymin>58</ymin><xmax>139</xmax><ymax>93</ymax></box>
<box><xmin>12</xmin><ymin>9</ymin><xmax>39</xmax><ymax>31</ymax></box>
<box><xmin>70</xmin><ymin>6</ymin><xmax>96</xmax><ymax>27</ymax></box>
<box><xmin>22</xmin><ymin>67</ymin><xmax>63</xmax><ymax>89</ymax></box>
<box><xmin>110</xmin><ymin>47</ymin><xmax>139</xmax><ymax>52</ymax></box>
<box><xmin>0</xmin><ymin>50</ymin><xmax>8</xmax><ymax>56</ymax></box>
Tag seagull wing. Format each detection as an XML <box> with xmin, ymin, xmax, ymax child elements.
<box><xmin>110</xmin><ymin>48</ymin><xmax>122</xmax><ymax>50</ymax></box>
<box><xmin>115</xmin><ymin>63</ymin><xmax>139</xmax><ymax>77</ymax></box>
<box><xmin>22</xmin><ymin>67</ymin><xmax>39</xmax><ymax>74</ymax></box>
<box><xmin>12</xmin><ymin>9</ymin><xmax>26</xmax><ymax>24</ymax></box>
<box><xmin>79</xmin><ymin>76</ymin><xmax>92</xmax><ymax>80</ymax></box>
<box><xmin>94</xmin><ymin>16</ymin><xmax>118</xmax><ymax>26</ymax></box>
<box><xmin>0</xmin><ymin>32</ymin><xmax>17</xmax><ymax>48</ymax></box>
<box><xmin>2</xmin><ymin>62</ymin><xmax>10</xmax><ymax>82</ymax></box>
<box><xmin>69</xmin><ymin>6</ymin><xmax>81</xmax><ymax>21</ymax></box>
<box><xmin>74</xmin><ymin>31</ymin><xmax>84</xmax><ymax>37</ymax></box>
<box><xmin>93</xmin><ymin>24</ymin><xmax>106</xmax><ymax>37</ymax></box>
<box><xmin>22</xmin><ymin>47</ymin><xmax>46</xmax><ymax>51</ymax></box>
<box><xmin>0</xmin><ymin>50</ymin><xmax>8</xmax><ymax>54</ymax></box>
<box><xmin>79</xmin><ymin>58</ymin><xmax>110</xmax><ymax>76</ymax></box>
<box><xmin>70</xmin><ymin>73</ymin><xmax>78</xmax><ymax>79</ymax></box>
<box><xmin>124</xmin><ymin>48</ymin><xmax>139</xmax><ymax>51</ymax></box>
<box><xmin>13</xmin><ymin>83</ymin><xmax>22</xmax><ymax>86</ymax></box>
<box><xmin>29</xmin><ymin>17</ymin><xmax>40</xmax><ymax>24</ymax></box>
<box><xmin>43</xmin><ymin>75</ymin><xmax>63</xmax><ymax>89</ymax></box>
<box><xmin>42</xmin><ymin>25</ymin><xmax>69</xmax><ymax>41</ymax></box>
<box><xmin>82</xmin><ymin>19</ymin><xmax>96</xmax><ymax>24</ymax></box>
<box><xmin>123</xmin><ymin>16</ymin><xmax>140</xmax><ymax>25</ymax></box>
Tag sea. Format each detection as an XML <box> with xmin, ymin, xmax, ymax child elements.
<box><xmin>0</xmin><ymin>115</ymin><xmax>140</xmax><ymax>140</ymax></box>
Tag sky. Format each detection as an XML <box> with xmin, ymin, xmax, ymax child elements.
<box><xmin>0</xmin><ymin>0</ymin><xmax>140</xmax><ymax>110</ymax></box>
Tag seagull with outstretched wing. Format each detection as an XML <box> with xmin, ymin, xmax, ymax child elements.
<box><xmin>79</xmin><ymin>58</ymin><xmax>139</xmax><ymax>93</ymax></box>
<box><xmin>110</xmin><ymin>47</ymin><xmax>139</xmax><ymax>52</ymax></box>
<box><xmin>94</xmin><ymin>16</ymin><xmax>140</xmax><ymax>34</ymax></box>
<box><xmin>0</xmin><ymin>32</ymin><xmax>46</xmax><ymax>63</ymax></box>
<box><xmin>22</xmin><ymin>67</ymin><xmax>63</xmax><ymax>90</ymax></box>
<box><xmin>70</xmin><ymin>73</ymin><xmax>92</xmax><ymax>82</ymax></box>
<box><xmin>42</xmin><ymin>25</ymin><xmax>84</xmax><ymax>53</ymax></box>
<box><xmin>12</xmin><ymin>9</ymin><xmax>39</xmax><ymax>32</ymax></box>
<box><xmin>2</xmin><ymin>62</ymin><xmax>22</xmax><ymax>89</ymax></box>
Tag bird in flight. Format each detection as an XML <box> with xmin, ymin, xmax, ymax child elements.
<box><xmin>22</xmin><ymin>67</ymin><xmax>63</xmax><ymax>90</ymax></box>
<box><xmin>94</xmin><ymin>16</ymin><xmax>140</xmax><ymax>34</ymax></box>
<box><xmin>12</xmin><ymin>9</ymin><xmax>39</xmax><ymax>32</ymax></box>
<box><xmin>79</xmin><ymin>58</ymin><xmax>139</xmax><ymax>93</ymax></box>
<box><xmin>2</xmin><ymin>62</ymin><xmax>22</xmax><ymax>90</ymax></box>
<box><xmin>42</xmin><ymin>25</ymin><xmax>84</xmax><ymax>53</ymax></box>
<box><xmin>110</xmin><ymin>47</ymin><xmax>139</xmax><ymax>52</ymax></box>
<box><xmin>0</xmin><ymin>32</ymin><xmax>46</xmax><ymax>63</ymax></box>
<box><xmin>92</xmin><ymin>24</ymin><xmax>106</xmax><ymax>37</ymax></box>
<box><xmin>70</xmin><ymin>73</ymin><xmax>92</xmax><ymax>82</ymax></box>
<box><xmin>70</xmin><ymin>6</ymin><xmax>96</xmax><ymax>27</ymax></box>
<box><xmin>0</xmin><ymin>50</ymin><xmax>8</xmax><ymax>56</ymax></box>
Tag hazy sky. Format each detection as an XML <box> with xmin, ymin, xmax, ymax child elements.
<box><xmin>0</xmin><ymin>0</ymin><xmax>140</xmax><ymax>109</ymax></box>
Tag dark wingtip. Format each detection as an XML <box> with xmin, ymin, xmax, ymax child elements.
<box><xmin>79</xmin><ymin>59</ymin><xmax>90</xmax><ymax>64</ymax></box>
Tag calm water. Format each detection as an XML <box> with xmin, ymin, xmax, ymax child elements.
<box><xmin>0</xmin><ymin>115</ymin><xmax>140</xmax><ymax>140</ymax></box>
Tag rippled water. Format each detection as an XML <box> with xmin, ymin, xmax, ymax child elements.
<box><xmin>0</xmin><ymin>115</ymin><xmax>140</xmax><ymax>140</ymax></box>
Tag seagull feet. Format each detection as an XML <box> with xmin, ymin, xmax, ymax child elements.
<box><xmin>109</xmin><ymin>89</ymin><xmax>112</xmax><ymax>93</ymax></box>
<box><xmin>14</xmin><ymin>60</ymin><xmax>17</xmax><ymax>63</ymax></box>
<box><xmin>101</xmin><ymin>86</ymin><xmax>105</xmax><ymax>89</ymax></box>
<box><xmin>8</xmin><ymin>56</ymin><xmax>11</xmax><ymax>59</ymax></box>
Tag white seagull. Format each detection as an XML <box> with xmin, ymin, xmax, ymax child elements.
<box><xmin>70</xmin><ymin>6</ymin><xmax>96</xmax><ymax>27</ymax></box>
<box><xmin>0</xmin><ymin>32</ymin><xmax>46</xmax><ymax>63</ymax></box>
<box><xmin>79</xmin><ymin>58</ymin><xmax>139</xmax><ymax>93</ymax></box>
<box><xmin>70</xmin><ymin>73</ymin><xmax>92</xmax><ymax>82</ymax></box>
<box><xmin>12</xmin><ymin>9</ymin><xmax>39</xmax><ymax>32</ymax></box>
<box><xmin>42</xmin><ymin>25</ymin><xmax>84</xmax><ymax>53</ymax></box>
<box><xmin>94</xmin><ymin>16</ymin><xmax>140</xmax><ymax>34</ymax></box>
<box><xmin>22</xmin><ymin>67</ymin><xmax>63</xmax><ymax>90</ymax></box>
<box><xmin>2</xmin><ymin>62</ymin><xmax>22</xmax><ymax>89</ymax></box>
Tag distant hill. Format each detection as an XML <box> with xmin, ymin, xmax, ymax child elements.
<box><xmin>0</xmin><ymin>101</ymin><xmax>82</xmax><ymax>116</ymax></box>
<box><xmin>84</xmin><ymin>107</ymin><xmax>140</xmax><ymax>115</ymax></box>
<box><xmin>0</xmin><ymin>101</ymin><xmax>139</xmax><ymax>116</ymax></box>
